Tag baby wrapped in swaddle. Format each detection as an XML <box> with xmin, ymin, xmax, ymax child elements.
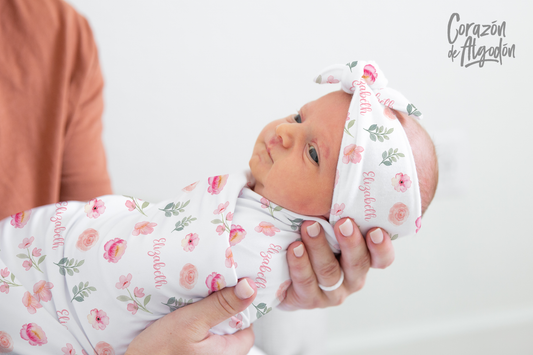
<box><xmin>0</xmin><ymin>61</ymin><xmax>438</xmax><ymax>355</ymax></box>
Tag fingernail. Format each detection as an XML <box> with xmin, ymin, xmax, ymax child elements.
<box><xmin>235</xmin><ymin>279</ymin><xmax>255</xmax><ymax>300</ymax></box>
<box><xmin>293</xmin><ymin>244</ymin><xmax>304</xmax><ymax>257</ymax></box>
<box><xmin>307</xmin><ymin>222</ymin><xmax>320</xmax><ymax>237</ymax></box>
<box><xmin>370</xmin><ymin>228</ymin><xmax>384</xmax><ymax>244</ymax></box>
<box><xmin>339</xmin><ymin>219</ymin><xmax>353</xmax><ymax>237</ymax></box>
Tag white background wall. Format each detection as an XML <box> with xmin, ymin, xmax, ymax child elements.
<box><xmin>69</xmin><ymin>1</ymin><xmax>533</xmax><ymax>353</ymax></box>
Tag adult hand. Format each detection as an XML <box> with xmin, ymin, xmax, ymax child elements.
<box><xmin>125</xmin><ymin>278</ymin><xmax>257</xmax><ymax>355</ymax></box>
<box><xmin>279</xmin><ymin>218</ymin><xmax>394</xmax><ymax>310</ymax></box>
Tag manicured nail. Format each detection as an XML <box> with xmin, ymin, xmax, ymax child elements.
<box><xmin>307</xmin><ymin>222</ymin><xmax>320</xmax><ymax>237</ymax></box>
<box><xmin>370</xmin><ymin>228</ymin><xmax>384</xmax><ymax>244</ymax></box>
<box><xmin>235</xmin><ymin>279</ymin><xmax>255</xmax><ymax>300</ymax></box>
<box><xmin>293</xmin><ymin>244</ymin><xmax>304</xmax><ymax>257</ymax></box>
<box><xmin>339</xmin><ymin>219</ymin><xmax>353</xmax><ymax>237</ymax></box>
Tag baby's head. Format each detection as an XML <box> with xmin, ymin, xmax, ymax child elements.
<box><xmin>249</xmin><ymin>61</ymin><xmax>438</xmax><ymax>237</ymax></box>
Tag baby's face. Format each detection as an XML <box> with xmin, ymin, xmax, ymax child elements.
<box><xmin>249</xmin><ymin>91</ymin><xmax>351</xmax><ymax>217</ymax></box>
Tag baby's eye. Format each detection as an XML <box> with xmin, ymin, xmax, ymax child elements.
<box><xmin>294</xmin><ymin>114</ymin><xmax>302</xmax><ymax>123</ymax></box>
<box><xmin>309</xmin><ymin>145</ymin><xmax>319</xmax><ymax>164</ymax></box>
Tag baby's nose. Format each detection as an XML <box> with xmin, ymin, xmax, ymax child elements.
<box><xmin>275</xmin><ymin>123</ymin><xmax>298</xmax><ymax>148</ymax></box>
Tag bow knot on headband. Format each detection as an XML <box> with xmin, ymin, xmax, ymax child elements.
<box><xmin>315</xmin><ymin>61</ymin><xmax>423</xmax><ymax>241</ymax></box>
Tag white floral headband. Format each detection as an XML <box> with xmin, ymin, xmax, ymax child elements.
<box><xmin>315</xmin><ymin>61</ymin><xmax>422</xmax><ymax>240</ymax></box>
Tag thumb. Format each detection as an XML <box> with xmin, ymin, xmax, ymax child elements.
<box><xmin>183</xmin><ymin>278</ymin><xmax>257</xmax><ymax>341</ymax></box>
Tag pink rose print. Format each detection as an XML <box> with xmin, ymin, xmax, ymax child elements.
<box><xmin>127</xmin><ymin>302</ymin><xmax>138</xmax><ymax>315</ymax></box>
<box><xmin>18</xmin><ymin>237</ymin><xmax>34</xmax><ymax>250</ymax></box>
<box><xmin>342</xmin><ymin>144</ymin><xmax>364</xmax><ymax>164</ymax></box>
<box><xmin>94</xmin><ymin>341</ymin><xmax>115</xmax><ymax>355</ymax></box>
<box><xmin>415</xmin><ymin>216</ymin><xmax>422</xmax><ymax>233</ymax></box>
<box><xmin>62</xmin><ymin>343</ymin><xmax>75</xmax><ymax>355</ymax></box>
<box><xmin>103</xmin><ymin>238</ymin><xmax>127</xmax><ymax>263</ymax></box>
<box><xmin>32</xmin><ymin>248</ymin><xmax>41</xmax><ymax>257</ymax></box>
<box><xmin>391</xmin><ymin>173</ymin><xmax>412</xmax><ymax>192</ymax></box>
<box><xmin>84</xmin><ymin>198</ymin><xmax>106</xmax><ymax>219</ymax></box>
<box><xmin>181</xmin><ymin>233</ymin><xmax>199</xmax><ymax>252</ymax></box>
<box><xmin>0</xmin><ymin>268</ymin><xmax>9</xmax><ymax>278</ymax></box>
<box><xmin>20</xmin><ymin>323</ymin><xmax>47</xmax><ymax>346</ymax></box>
<box><xmin>116</xmin><ymin>273</ymin><xmax>132</xmax><ymax>289</ymax></box>
<box><xmin>22</xmin><ymin>260</ymin><xmax>32</xmax><ymax>271</ymax></box>
<box><xmin>388</xmin><ymin>202</ymin><xmax>410</xmax><ymax>226</ymax></box>
<box><xmin>10</xmin><ymin>210</ymin><xmax>31</xmax><ymax>228</ymax></box>
<box><xmin>87</xmin><ymin>309</ymin><xmax>109</xmax><ymax>330</ymax></box>
<box><xmin>326</xmin><ymin>75</ymin><xmax>339</xmax><ymax>84</ymax></box>
<box><xmin>213</xmin><ymin>202</ymin><xmax>229</xmax><ymax>214</ymax></box>
<box><xmin>179</xmin><ymin>263</ymin><xmax>198</xmax><ymax>290</ymax></box>
<box><xmin>132</xmin><ymin>221</ymin><xmax>157</xmax><ymax>236</ymax></box>
<box><xmin>229</xmin><ymin>225</ymin><xmax>247</xmax><ymax>246</ymax></box>
<box><xmin>229</xmin><ymin>314</ymin><xmax>243</xmax><ymax>329</ymax></box>
<box><xmin>384</xmin><ymin>106</ymin><xmax>396</xmax><ymax>119</ymax></box>
<box><xmin>331</xmin><ymin>203</ymin><xmax>345</xmax><ymax>216</ymax></box>
<box><xmin>216</xmin><ymin>225</ymin><xmax>226</xmax><ymax>235</ymax></box>
<box><xmin>276</xmin><ymin>279</ymin><xmax>292</xmax><ymax>303</ymax></box>
<box><xmin>76</xmin><ymin>228</ymin><xmax>99</xmax><ymax>251</ymax></box>
<box><xmin>0</xmin><ymin>283</ymin><xmax>8</xmax><ymax>294</ymax></box>
<box><xmin>260</xmin><ymin>198</ymin><xmax>270</xmax><ymax>208</ymax></box>
<box><xmin>22</xmin><ymin>291</ymin><xmax>42</xmax><ymax>314</ymax></box>
<box><xmin>226</xmin><ymin>212</ymin><xmax>233</xmax><ymax>221</ymax></box>
<box><xmin>134</xmin><ymin>287</ymin><xmax>145</xmax><ymax>298</ymax></box>
<box><xmin>207</xmin><ymin>174</ymin><xmax>229</xmax><ymax>195</ymax></box>
<box><xmin>205</xmin><ymin>272</ymin><xmax>226</xmax><ymax>294</ymax></box>
<box><xmin>225</xmin><ymin>247</ymin><xmax>237</xmax><ymax>268</ymax></box>
<box><xmin>33</xmin><ymin>280</ymin><xmax>54</xmax><ymax>303</ymax></box>
<box><xmin>82</xmin><ymin>351</ymin><xmax>88</xmax><ymax>355</ymax></box>
<box><xmin>125</xmin><ymin>200</ymin><xmax>136</xmax><ymax>211</ymax></box>
<box><xmin>182</xmin><ymin>181</ymin><xmax>199</xmax><ymax>192</ymax></box>
<box><xmin>362</xmin><ymin>64</ymin><xmax>378</xmax><ymax>85</ymax></box>
<box><xmin>0</xmin><ymin>331</ymin><xmax>14</xmax><ymax>353</ymax></box>
<box><xmin>254</xmin><ymin>221</ymin><xmax>280</xmax><ymax>237</ymax></box>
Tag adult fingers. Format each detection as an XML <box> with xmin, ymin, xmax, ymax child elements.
<box><xmin>197</xmin><ymin>326</ymin><xmax>256</xmax><ymax>355</ymax></box>
<box><xmin>365</xmin><ymin>227</ymin><xmax>395</xmax><ymax>269</ymax></box>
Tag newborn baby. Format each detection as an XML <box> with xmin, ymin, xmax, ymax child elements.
<box><xmin>0</xmin><ymin>61</ymin><xmax>437</xmax><ymax>355</ymax></box>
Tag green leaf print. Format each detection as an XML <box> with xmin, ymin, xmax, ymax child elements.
<box><xmin>253</xmin><ymin>302</ymin><xmax>273</xmax><ymax>319</ymax></box>
<box><xmin>315</xmin><ymin>75</ymin><xmax>322</xmax><ymax>84</ymax></box>
<box><xmin>160</xmin><ymin>200</ymin><xmax>190</xmax><ymax>218</ymax></box>
<box><xmin>406</xmin><ymin>103</ymin><xmax>422</xmax><ymax>117</ymax></box>
<box><xmin>364</xmin><ymin>124</ymin><xmax>393</xmax><ymax>142</ymax></box>
<box><xmin>172</xmin><ymin>216</ymin><xmax>197</xmax><ymax>232</ymax></box>
<box><xmin>124</xmin><ymin>196</ymin><xmax>150</xmax><ymax>216</ymax></box>
<box><xmin>379</xmin><ymin>148</ymin><xmax>404</xmax><ymax>166</ymax></box>
<box><xmin>54</xmin><ymin>257</ymin><xmax>84</xmax><ymax>276</ymax></box>
<box><xmin>71</xmin><ymin>281</ymin><xmax>96</xmax><ymax>302</ymax></box>
<box><xmin>162</xmin><ymin>297</ymin><xmax>193</xmax><ymax>312</ymax></box>
<box><xmin>345</xmin><ymin>61</ymin><xmax>358</xmax><ymax>72</ymax></box>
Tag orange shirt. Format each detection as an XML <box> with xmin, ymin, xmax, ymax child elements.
<box><xmin>0</xmin><ymin>0</ymin><xmax>112</xmax><ymax>220</ymax></box>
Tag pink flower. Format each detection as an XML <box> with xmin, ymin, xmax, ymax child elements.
<box><xmin>326</xmin><ymin>75</ymin><xmax>339</xmax><ymax>84</ymax></box>
<box><xmin>342</xmin><ymin>144</ymin><xmax>364</xmax><ymax>164</ymax></box>
<box><xmin>83</xmin><ymin>351</ymin><xmax>88</xmax><ymax>355</ymax></box>
<box><xmin>182</xmin><ymin>181</ymin><xmax>199</xmax><ymax>192</ymax></box>
<box><xmin>415</xmin><ymin>216</ymin><xmax>422</xmax><ymax>233</ymax></box>
<box><xmin>229</xmin><ymin>225</ymin><xmax>247</xmax><ymax>246</ymax></box>
<box><xmin>132</xmin><ymin>221</ymin><xmax>157</xmax><ymax>236</ymax></box>
<box><xmin>362</xmin><ymin>64</ymin><xmax>378</xmax><ymax>85</ymax></box>
<box><xmin>23</xmin><ymin>260</ymin><xmax>33</xmax><ymax>271</ymax></box>
<box><xmin>388</xmin><ymin>202</ymin><xmax>410</xmax><ymax>226</ymax></box>
<box><xmin>10</xmin><ymin>210</ymin><xmax>31</xmax><ymax>228</ymax></box>
<box><xmin>335</xmin><ymin>169</ymin><xmax>339</xmax><ymax>186</ymax></box>
<box><xmin>134</xmin><ymin>287</ymin><xmax>145</xmax><ymax>298</ymax></box>
<box><xmin>181</xmin><ymin>233</ymin><xmax>199</xmax><ymax>252</ymax></box>
<box><xmin>276</xmin><ymin>279</ymin><xmax>292</xmax><ymax>303</ymax></box>
<box><xmin>76</xmin><ymin>228</ymin><xmax>99</xmax><ymax>251</ymax></box>
<box><xmin>22</xmin><ymin>291</ymin><xmax>42</xmax><ymax>314</ymax></box>
<box><xmin>207</xmin><ymin>175</ymin><xmax>229</xmax><ymax>195</ymax></box>
<box><xmin>384</xmin><ymin>106</ymin><xmax>396</xmax><ymax>119</ymax></box>
<box><xmin>33</xmin><ymin>280</ymin><xmax>54</xmax><ymax>303</ymax></box>
<box><xmin>116</xmin><ymin>274</ymin><xmax>133</xmax><ymax>289</ymax></box>
<box><xmin>391</xmin><ymin>173</ymin><xmax>412</xmax><ymax>192</ymax></box>
<box><xmin>0</xmin><ymin>283</ymin><xmax>8</xmax><ymax>294</ymax></box>
<box><xmin>260</xmin><ymin>198</ymin><xmax>270</xmax><ymax>208</ymax></box>
<box><xmin>84</xmin><ymin>198</ymin><xmax>106</xmax><ymax>219</ymax></box>
<box><xmin>32</xmin><ymin>248</ymin><xmax>42</xmax><ymax>257</ymax></box>
<box><xmin>226</xmin><ymin>212</ymin><xmax>233</xmax><ymax>221</ymax></box>
<box><xmin>62</xmin><ymin>343</ymin><xmax>76</xmax><ymax>355</ymax></box>
<box><xmin>216</xmin><ymin>225</ymin><xmax>226</xmax><ymax>235</ymax></box>
<box><xmin>179</xmin><ymin>263</ymin><xmax>198</xmax><ymax>290</ymax></box>
<box><xmin>87</xmin><ymin>309</ymin><xmax>109</xmax><ymax>330</ymax></box>
<box><xmin>205</xmin><ymin>272</ymin><xmax>226</xmax><ymax>294</ymax></box>
<box><xmin>125</xmin><ymin>200</ymin><xmax>136</xmax><ymax>211</ymax></box>
<box><xmin>0</xmin><ymin>331</ymin><xmax>14</xmax><ymax>353</ymax></box>
<box><xmin>225</xmin><ymin>247</ymin><xmax>237</xmax><ymax>268</ymax></box>
<box><xmin>20</xmin><ymin>323</ymin><xmax>47</xmax><ymax>346</ymax></box>
<box><xmin>103</xmin><ymin>238</ymin><xmax>127</xmax><ymax>263</ymax></box>
<box><xmin>0</xmin><ymin>268</ymin><xmax>9</xmax><ymax>278</ymax></box>
<box><xmin>254</xmin><ymin>221</ymin><xmax>280</xmax><ymax>237</ymax></box>
<box><xmin>18</xmin><ymin>236</ymin><xmax>34</xmax><ymax>249</ymax></box>
<box><xmin>330</xmin><ymin>203</ymin><xmax>345</xmax><ymax>216</ymax></box>
<box><xmin>346</xmin><ymin>112</ymin><xmax>351</xmax><ymax>121</ymax></box>
<box><xmin>127</xmin><ymin>303</ymin><xmax>138</xmax><ymax>315</ymax></box>
<box><xmin>213</xmin><ymin>201</ymin><xmax>229</xmax><ymax>214</ymax></box>
<box><xmin>94</xmin><ymin>341</ymin><xmax>115</xmax><ymax>355</ymax></box>
<box><xmin>229</xmin><ymin>314</ymin><xmax>243</xmax><ymax>329</ymax></box>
